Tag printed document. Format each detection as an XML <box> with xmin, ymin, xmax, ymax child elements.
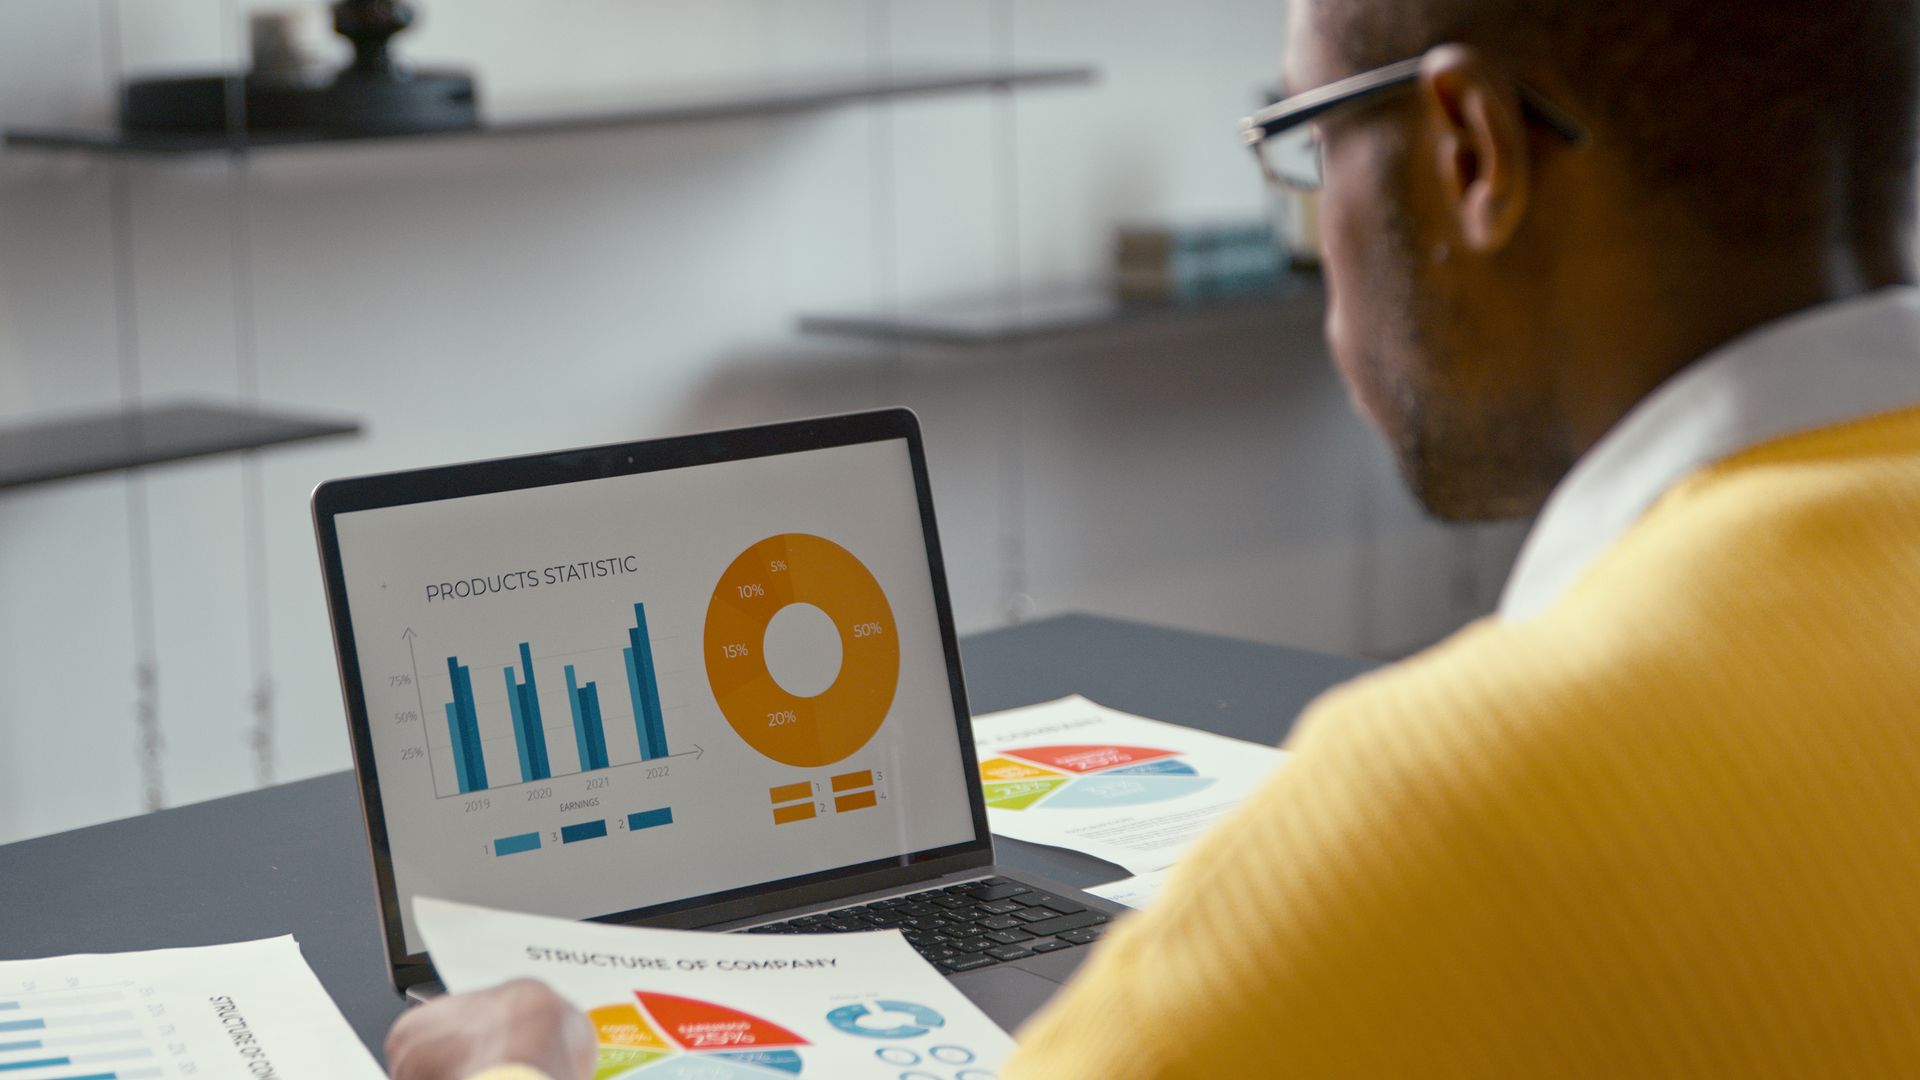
<box><xmin>416</xmin><ymin>896</ymin><xmax>1014</xmax><ymax>1079</ymax></box>
<box><xmin>971</xmin><ymin>695</ymin><xmax>1287</xmax><ymax>874</ymax></box>
<box><xmin>0</xmin><ymin>937</ymin><xmax>383</xmax><ymax>1079</ymax></box>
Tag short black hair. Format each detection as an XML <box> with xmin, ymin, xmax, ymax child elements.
<box><xmin>1315</xmin><ymin>0</ymin><xmax>1920</xmax><ymax>244</ymax></box>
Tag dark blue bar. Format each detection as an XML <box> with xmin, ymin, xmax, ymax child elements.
<box><xmin>494</xmin><ymin>831</ymin><xmax>542</xmax><ymax>856</ymax></box>
<box><xmin>505</xmin><ymin>665</ymin><xmax>534</xmax><ymax>781</ymax></box>
<box><xmin>622</xmin><ymin>646</ymin><xmax>650</xmax><ymax>759</ymax></box>
<box><xmin>448</xmin><ymin>658</ymin><xmax>487</xmax><ymax>791</ymax></box>
<box><xmin>561</xmin><ymin>819</ymin><xmax>607</xmax><ymax>843</ymax></box>
<box><xmin>583</xmin><ymin>685</ymin><xmax>609</xmax><ymax>770</ymax></box>
<box><xmin>0</xmin><ymin>1057</ymin><xmax>69</xmax><ymax>1072</ymax></box>
<box><xmin>0</xmin><ymin>1020</ymin><xmax>44</xmax><ymax>1034</ymax></box>
<box><xmin>517</xmin><ymin>643</ymin><xmax>551</xmax><ymax>778</ymax></box>
<box><xmin>630</xmin><ymin>603</ymin><xmax>669</xmax><ymax>760</ymax></box>
<box><xmin>628</xmin><ymin>807</ymin><xmax>673</xmax><ymax>831</ymax></box>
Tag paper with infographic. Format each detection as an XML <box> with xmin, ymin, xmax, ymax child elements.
<box><xmin>0</xmin><ymin>937</ymin><xmax>384</xmax><ymax>1080</ymax></box>
<box><xmin>415</xmin><ymin>896</ymin><xmax>1013</xmax><ymax>1080</ymax></box>
<box><xmin>971</xmin><ymin>696</ymin><xmax>1287</xmax><ymax>874</ymax></box>
<box><xmin>1086</xmin><ymin>867</ymin><xmax>1173</xmax><ymax>910</ymax></box>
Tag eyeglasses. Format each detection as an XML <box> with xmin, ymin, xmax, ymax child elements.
<box><xmin>1239</xmin><ymin>55</ymin><xmax>1588</xmax><ymax>191</ymax></box>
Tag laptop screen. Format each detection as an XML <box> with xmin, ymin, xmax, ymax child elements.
<box><xmin>325</xmin><ymin>425</ymin><xmax>982</xmax><ymax>957</ymax></box>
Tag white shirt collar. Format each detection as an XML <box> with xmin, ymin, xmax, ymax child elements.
<box><xmin>1500</xmin><ymin>286</ymin><xmax>1920</xmax><ymax>622</ymax></box>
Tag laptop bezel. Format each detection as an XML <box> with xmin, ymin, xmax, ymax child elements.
<box><xmin>311</xmin><ymin>408</ymin><xmax>996</xmax><ymax>993</ymax></box>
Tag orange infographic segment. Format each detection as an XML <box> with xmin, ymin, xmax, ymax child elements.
<box><xmin>981</xmin><ymin>756</ymin><xmax>1064</xmax><ymax>783</ymax></box>
<box><xmin>704</xmin><ymin>533</ymin><xmax>900</xmax><ymax>768</ymax></box>
<box><xmin>635</xmin><ymin>992</ymin><xmax>809</xmax><ymax>1051</ymax></box>
<box><xmin>768</xmin><ymin>781</ymin><xmax>812</xmax><ymax>804</ymax></box>
<box><xmin>1006</xmin><ymin>744</ymin><xmax>1178</xmax><ymax>774</ymax></box>
<box><xmin>830</xmin><ymin>770</ymin><xmax>874</xmax><ymax>793</ymax></box>
<box><xmin>834</xmin><ymin>789</ymin><xmax>878</xmax><ymax>813</ymax></box>
<box><xmin>773</xmin><ymin>802</ymin><xmax>816</xmax><ymax>825</ymax></box>
<box><xmin>589</xmin><ymin>1003</ymin><xmax>672</xmax><ymax>1052</ymax></box>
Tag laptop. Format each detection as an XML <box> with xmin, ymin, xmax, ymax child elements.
<box><xmin>311</xmin><ymin>408</ymin><xmax>1125</xmax><ymax>1030</ymax></box>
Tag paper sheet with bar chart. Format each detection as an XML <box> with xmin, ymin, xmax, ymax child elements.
<box><xmin>0</xmin><ymin>937</ymin><xmax>382</xmax><ymax>1080</ymax></box>
<box><xmin>332</xmin><ymin>439</ymin><xmax>978</xmax><ymax>954</ymax></box>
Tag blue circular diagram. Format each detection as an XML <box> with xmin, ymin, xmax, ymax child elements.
<box><xmin>930</xmin><ymin>1045</ymin><xmax>977</xmax><ymax>1064</ymax></box>
<box><xmin>876</xmin><ymin>1047</ymin><xmax>921</xmax><ymax>1066</ymax></box>
<box><xmin>826</xmin><ymin>1000</ymin><xmax>947</xmax><ymax>1039</ymax></box>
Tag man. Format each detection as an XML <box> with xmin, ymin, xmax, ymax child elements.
<box><xmin>392</xmin><ymin>0</ymin><xmax>1920</xmax><ymax>1074</ymax></box>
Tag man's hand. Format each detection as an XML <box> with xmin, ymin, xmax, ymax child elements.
<box><xmin>386</xmin><ymin>979</ymin><xmax>595</xmax><ymax>1080</ymax></box>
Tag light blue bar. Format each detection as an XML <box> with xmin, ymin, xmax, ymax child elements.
<box><xmin>444</xmin><ymin>702</ymin><xmax>470</xmax><ymax>793</ymax></box>
<box><xmin>628</xmin><ymin>807</ymin><xmax>673</xmax><ymax>831</ymax></box>
<box><xmin>0</xmin><ymin>1040</ymin><xmax>39</xmax><ymax>1052</ymax></box>
<box><xmin>561</xmin><ymin>819</ymin><xmax>607</xmax><ymax>843</ymax></box>
<box><xmin>493</xmin><ymin>831</ymin><xmax>541</xmax><ymax>856</ymax></box>
<box><xmin>564</xmin><ymin>665</ymin><xmax>592</xmax><ymax>773</ymax></box>
<box><xmin>505</xmin><ymin>665</ymin><xmax>535</xmax><ymax>782</ymax></box>
<box><xmin>0</xmin><ymin>1057</ymin><xmax>69</xmax><ymax>1072</ymax></box>
<box><xmin>0</xmin><ymin>1021</ymin><xmax>44</xmax><ymax>1033</ymax></box>
<box><xmin>0</xmin><ymin>1003</ymin><xmax>16</xmax><ymax>1011</ymax></box>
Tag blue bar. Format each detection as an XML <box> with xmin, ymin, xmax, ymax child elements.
<box><xmin>564</xmin><ymin>665</ymin><xmax>591</xmax><ymax>772</ymax></box>
<box><xmin>504</xmin><ymin>665</ymin><xmax>535</xmax><ymax>781</ymax></box>
<box><xmin>630</xmin><ymin>604</ymin><xmax>669</xmax><ymax>760</ymax></box>
<box><xmin>518</xmin><ymin>643</ymin><xmax>551</xmax><ymax>778</ymax></box>
<box><xmin>561</xmin><ymin>819</ymin><xmax>607</xmax><ymax>844</ymax></box>
<box><xmin>0</xmin><ymin>1057</ymin><xmax>69</xmax><ymax>1072</ymax></box>
<box><xmin>0</xmin><ymin>1002</ymin><xmax>16</xmax><ymax>1010</ymax></box>
<box><xmin>0</xmin><ymin>1021</ymin><xmax>44</xmax><ymax>1033</ymax></box>
<box><xmin>583</xmin><ymin>685</ymin><xmax>609</xmax><ymax>770</ymax></box>
<box><xmin>494</xmin><ymin>831</ymin><xmax>542</xmax><ymax>856</ymax></box>
<box><xmin>628</xmin><ymin>807</ymin><xmax>674</xmax><ymax>831</ymax></box>
<box><xmin>444</xmin><ymin>702</ymin><xmax>471</xmax><ymax>793</ymax></box>
<box><xmin>0</xmin><ymin>1041</ymin><xmax>39</xmax><ymax>1052</ymax></box>
<box><xmin>622</xmin><ymin>646</ymin><xmax>649</xmax><ymax>760</ymax></box>
<box><xmin>448</xmin><ymin>659</ymin><xmax>487</xmax><ymax>791</ymax></box>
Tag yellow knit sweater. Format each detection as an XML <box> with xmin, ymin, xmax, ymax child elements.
<box><xmin>1005</xmin><ymin>407</ymin><xmax>1920</xmax><ymax>1077</ymax></box>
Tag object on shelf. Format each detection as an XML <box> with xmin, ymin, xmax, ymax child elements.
<box><xmin>120</xmin><ymin>0</ymin><xmax>478</xmax><ymax>140</ymax></box>
<box><xmin>0</xmin><ymin>401</ymin><xmax>361</xmax><ymax>491</ymax></box>
<box><xmin>1113</xmin><ymin>220</ymin><xmax>1286</xmax><ymax>304</ymax></box>
<box><xmin>797</xmin><ymin>276</ymin><xmax>1314</xmax><ymax>347</ymax></box>
<box><xmin>6</xmin><ymin>65</ymin><xmax>1096</xmax><ymax>155</ymax></box>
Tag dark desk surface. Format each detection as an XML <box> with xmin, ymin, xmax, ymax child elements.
<box><xmin>0</xmin><ymin>613</ymin><xmax>1373</xmax><ymax>1057</ymax></box>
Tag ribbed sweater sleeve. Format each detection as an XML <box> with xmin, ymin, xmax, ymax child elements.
<box><xmin>1005</xmin><ymin>408</ymin><xmax>1920</xmax><ymax>1077</ymax></box>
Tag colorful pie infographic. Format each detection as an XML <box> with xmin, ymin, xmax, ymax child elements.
<box><xmin>590</xmin><ymin>992</ymin><xmax>810</xmax><ymax>1079</ymax></box>
<box><xmin>978</xmin><ymin>744</ymin><xmax>1214</xmax><ymax>811</ymax></box>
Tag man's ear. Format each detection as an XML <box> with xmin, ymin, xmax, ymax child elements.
<box><xmin>1415</xmin><ymin>44</ymin><xmax>1531</xmax><ymax>254</ymax></box>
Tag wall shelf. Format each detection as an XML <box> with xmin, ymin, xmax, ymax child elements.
<box><xmin>797</xmin><ymin>275</ymin><xmax>1320</xmax><ymax>346</ymax></box>
<box><xmin>2</xmin><ymin>65</ymin><xmax>1097</xmax><ymax>156</ymax></box>
<box><xmin>0</xmin><ymin>401</ymin><xmax>361</xmax><ymax>491</ymax></box>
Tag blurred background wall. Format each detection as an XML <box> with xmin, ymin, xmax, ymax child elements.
<box><xmin>0</xmin><ymin>0</ymin><xmax>1527</xmax><ymax>843</ymax></box>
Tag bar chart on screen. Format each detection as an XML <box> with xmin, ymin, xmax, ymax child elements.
<box><xmin>398</xmin><ymin>601</ymin><xmax>701</xmax><ymax>801</ymax></box>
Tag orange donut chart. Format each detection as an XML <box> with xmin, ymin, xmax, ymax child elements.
<box><xmin>704</xmin><ymin>533</ymin><xmax>900</xmax><ymax>768</ymax></box>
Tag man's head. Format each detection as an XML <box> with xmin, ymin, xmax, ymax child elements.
<box><xmin>1286</xmin><ymin>0</ymin><xmax>1920</xmax><ymax>520</ymax></box>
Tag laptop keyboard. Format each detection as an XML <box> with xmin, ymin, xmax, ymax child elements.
<box><xmin>742</xmin><ymin>876</ymin><xmax>1110</xmax><ymax>974</ymax></box>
